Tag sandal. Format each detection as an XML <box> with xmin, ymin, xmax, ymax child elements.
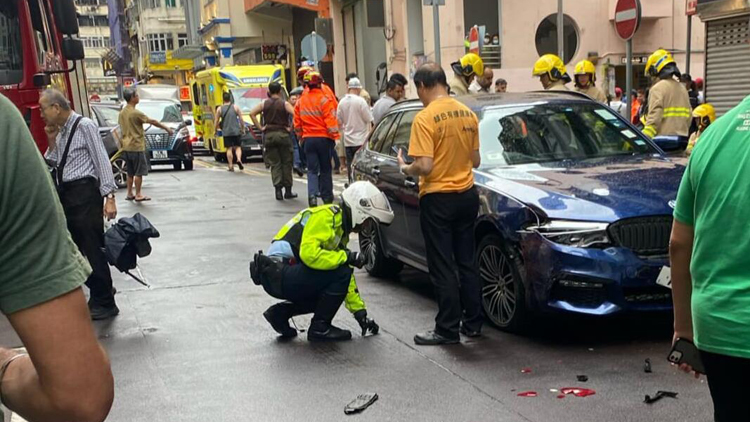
<box><xmin>134</xmin><ymin>196</ymin><xmax>152</xmax><ymax>202</ymax></box>
<box><xmin>125</xmin><ymin>196</ymin><xmax>136</xmax><ymax>201</ymax></box>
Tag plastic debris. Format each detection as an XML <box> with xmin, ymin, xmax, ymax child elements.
<box><xmin>521</xmin><ymin>368</ymin><xmax>532</xmax><ymax>374</ymax></box>
<box><xmin>644</xmin><ymin>391</ymin><xmax>678</xmax><ymax>404</ymax></box>
<box><xmin>560</xmin><ymin>387</ymin><xmax>596</xmax><ymax>398</ymax></box>
<box><xmin>344</xmin><ymin>393</ymin><xmax>378</xmax><ymax>415</ymax></box>
<box><xmin>517</xmin><ymin>391</ymin><xmax>538</xmax><ymax>397</ymax></box>
<box><xmin>550</xmin><ymin>389</ymin><xmax>559</xmax><ymax>393</ymax></box>
<box><xmin>644</xmin><ymin>358</ymin><xmax>653</xmax><ymax>373</ymax></box>
<box><xmin>557</xmin><ymin>394</ymin><xmax>566</xmax><ymax>399</ymax></box>
<box><xmin>576</xmin><ymin>375</ymin><xmax>589</xmax><ymax>382</ymax></box>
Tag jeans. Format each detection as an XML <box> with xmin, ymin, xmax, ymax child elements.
<box><xmin>264</xmin><ymin>131</ymin><xmax>294</xmax><ymax>188</ymax></box>
<box><xmin>419</xmin><ymin>187</ymin><xmax>481</xmax><ymax>339</ymax></box>
<box><xmin>292</xmin><ymin>131</ymin><xmax>306</xmax><ymax>169</ymax></box>
<box><xmin>700</xmin><ymin>350</ymin><xmax>750</xmax><ymax>421</ymax></box>
<box><xmin>304</xmin><ymin>137</ymin><xmax>334</xmax><ymax>203</ymax></box>
<box><xmin>331</xmin><ymin>142</ymin><xmax>341</xmax><ymax>170</ymax></box>
<box><xmin>59</xmin><ymin>178</ymin><xmax>116</xmax><ymax>308</ymax></box>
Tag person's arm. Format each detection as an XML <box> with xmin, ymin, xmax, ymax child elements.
<box><xmin>322</xmin><ymin>98</ymin><xmax>339</xmax><ymax>138</ymax></box>
<box><xmin>214</xmin><ymin>106</ymin><xmax>222</xmax><ymax>132</ymax></box>
<box><xmin>234</xmin><ymin>104</ymin><xmax>245</xmax><ymax>134</ymax></box>
<box><xmin>293</xmin><ymin>101</ymin><xmax>302</xmax><ymax>137</ymax></box>
<box><xmin>284</xmin><ymin>101</ymin><xmax>295</xmax><ymax>116</ymax></box>
<box><xmin>148</xmin><ymin>118</ymin><xmax>174</xmax><ymax>135</ymax></box>
<box><xmin>472</xmin><ymin>150</ymin><xmax>481</xmax><ymax>168</ymax></box>
<box><xmin>81</xmin><ymin>120</ymin><xmax>117</xmax><ymax>219</ymax></box>
<box><xmin>248</xmin><ymin>102</ymin><xmax>263</xmax><ymax>131</ymax></box>
<box><xmin>643</xmin><ymin>88</ymin><xmax>663</xmax><ymax>138</ymax></box>
<box><xmin>43</xmin><ymin>125</ymin><xmax>60</xmax><ymax>161</ymax></box>
<box><xmin>670</xmin><ymin>220</ymin><xmax>694</xmax><ymax>342</ymax></box>
<box><xmin>399</xmin><ymin>154</ymin><xmax>434</xmax><ymax>176</ymax></box>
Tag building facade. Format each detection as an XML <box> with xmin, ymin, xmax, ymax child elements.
<box><xmin>76</xmin><ymin>0</ymin><xmax>118</xmax><ymax>95</ymax></box>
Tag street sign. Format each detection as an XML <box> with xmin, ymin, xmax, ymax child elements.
<box><xmin>468</xmin><ymin>26</ymin><xmax>479</xmax><ymax>54</ymax></box>
<box><xmin>149</xmin><ymin>51</ymin><xmax>167</xmax><ymax>64</ymax></box>
<box><xmin>301</xmin><ymin>33</ymin><xmax>327</xmax><ymax>64</ymax></box>
<box><xmin>614</xmin><ymin>0</ymin><xmax>642</xmax><ymax>41</ymax></box>
<box><xmin>686</xmin><ymin>0</ymin><xmax>698</xmax><ymax>15</ymax></box>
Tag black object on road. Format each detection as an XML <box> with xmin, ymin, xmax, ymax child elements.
<box><xmin>345</xmin><ymin>393</ymin><xmax>378</xmax><ymax>415</ymax></box>
<box><xmin>644</xmin><ymin>391</ymin><xmax>678</xmax><ymax>404</ymax></box>
<box><xmin>576</xmin><ymin>375</ymin><xmax>589</xmax><ymax>382</ymax></box>
<box><xmin>104</xmin><ymin>213</ymin><xmax>160</xmax><ymax>286</ymax></box>
<box><xmin>644</xmin><ymin>358</ymin><xmax>652</xmax><ymax>373</ymax></box>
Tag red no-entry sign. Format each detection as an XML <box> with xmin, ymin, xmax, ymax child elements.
<box><xmin>614</xmin><ymin>0</ymin><xmax>642</xmax><ymax>41</ymax></box>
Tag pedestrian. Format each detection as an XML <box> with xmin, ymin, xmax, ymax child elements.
<box><xmin>372</xmin><ymin>73</ymin><xmax>407</xmax><ymax>125</ymax></box>
<box><xmin>681</xmin><ymin>73</ymin><xmax>700</xmax><ymax>109</ymax></box>
<box><xmin>252</xmin><ymin>182</ymin><xmax>387</xmax><ymax>341</ymax></box>
<box><xmin>686</xmin><ymin>103</ymin><xmax>716</xmax><ymax>156</ymax></box>
<box><xmin>297</xmin><ymin>67</ymin><xmax>341</xmax><ymax>175</ymax></box>
<box><xmin>642</xmin><ymin>49</ymin><xmax>691</xmax><ymax>151</ymax></box>
<box><xmin>41</xmin><ymin>88</ymin><xmax>120</xmax><ymax>320</ymax></box>
<box><xmin>670</xmin><ymin>94</ymin><xmax>750</xmax><ymax>422</ymax></box>
<box><xmin>248</xmin><ymin>82</ymin><xmax>297</xmax><ymax>200</ymax></box>
<box><xmin>397</xmin><ymin>63</ymin><xmax>482</xmax><ymax>345</ymax></box>
<box><xmin>632</xmin><ymin>89</ymin><xmax>643</xmax><ymax>124</ymax></box>
<box><xmin>214</xmin><ymin>91</ymin><xmax>245</xmax><ymax>172</ymax></box>
<box><xmin>337</xmin><ymin>77</ymin><xmax>373</xmax><ymax>180</ymax></box>
<box><xmin>449</xmin><ymin>53</ymin><xmax>484</xmax><ymax>96</ymax></box>
<box><xmin>573</xmin><ymin>60</ymin><xmax>607</xmax><ymax>103</ymax></box>
<box><xmin>495</xmin><ymin>78</ymin><xmax>507</xmax><ymax>93</ymax></box>
<box><xmin>469</xmin><ymin>67</ymin><xmax>494</xmax><ymax>94</ymax></box>
<box><xmin>533</xmin><ymin>54</ymin><xmax>571</xmax><ymax>91</ymax></box>
<box><xmin>610</xmin><ymin>87</ymin><xmax>626</xmax><ymax>115</ymax></box>
<box><xmin>346</xmin><ymin>72</ymin><xmax>372</xmax><ymax>106</ymax></box>
<box><xmin>289</xmin><ymin>86</ymin><xmax>306</xmax><ymax>176</ymax></box>
<box><xmin>1</xmin><ymin>91</ymin><xmax>114</xmax><ymax>422</ymax></box>
<box><xmin>293</xmin><ymin>71</ymin><xmax>340</xmax><ymax>207</ymax></box>
<box><xmin>695</xmin><ymin>77</ymin><xmax>705</xmax><ymax>104</ymax></box>
<box><xmin>119</xmin><ymin>88</ymin><xmax>174</xmax><ymax>201</ymax></box>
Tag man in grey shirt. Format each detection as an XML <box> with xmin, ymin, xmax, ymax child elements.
<box><xmin>372</xmin><ymin>73</ymin><xmax>407</xmax><ymax>125</ymax></box>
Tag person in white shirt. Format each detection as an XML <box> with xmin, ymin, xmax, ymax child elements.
<box><xmin>469</xmin><ymin>67</ymin><xmax>494</xmax><ymax>94</ymax></box>
<box><xmin>337</xmin><ymin>77</ymin><xmax>373</xmax><ymax>181</ymax></box>
<box><xmin>609</xmin><ymin>87</ymin><xmax>626</xmax><ymax>116</ymax></box>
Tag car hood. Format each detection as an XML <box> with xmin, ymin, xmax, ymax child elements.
<box><xmin>475</xmin><ymin>154</ymin><xmax>687</xmax><ymax>222</ymax></box>
<box><xmin>145</xmin><ymin>121</ymin><xmax>182</xmax><ymax>133</ymax></box>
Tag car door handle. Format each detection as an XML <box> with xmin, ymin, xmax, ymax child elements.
<box><xmin>372</xmin><ymin>166</ymin><xmax>381</xmax><ymax>176</ymax></box>
<box><xmin>404</xmin><ymin>178</ymin><xmax>417</xmax><ymax>188</ymax></box>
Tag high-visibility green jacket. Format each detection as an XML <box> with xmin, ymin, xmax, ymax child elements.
<box><xmin>273</xmin><ymin>204</ymin><xmax>365</xmax><ymax>313</ymax></box>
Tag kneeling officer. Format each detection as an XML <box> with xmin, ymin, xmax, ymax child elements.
<box><xmin>250</xmin><ymin>181</ymin><xmax>394</xmax><ymax>341</ymax></box>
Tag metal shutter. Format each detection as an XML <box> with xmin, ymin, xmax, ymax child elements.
<box><xmin>705</xmin><ymin>16</ymin><xmax>750</xmax><ymax>116</ymax></box>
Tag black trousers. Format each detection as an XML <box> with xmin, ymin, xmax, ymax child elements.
<box><xmin>281</xmin><ymin>263</ymin><xmax>351</xmax><ymax>305</ymax></box>
<box><xmin>700</xmin><ymin>350</ymin><xmax>750</xmax><ymax>422</ymax></box>
<box><xmin>59</xmin><ymin>178</ymin><xmax>115</xmax><ymax>308</ymax></box>
<box><xmin>304</xmin><ymin>137</ymin><xmax>334</xmax><ymax>203</ymax></box>
<box><xmin>419</xmin><ymin>187</ymin><xmax>481</xmax><ymax>339</ymax></box>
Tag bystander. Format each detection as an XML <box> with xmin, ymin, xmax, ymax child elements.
<box><xmin>214</xmin><ymin>92</ymin><xmax>246</xmax><ymax>172</ymax></box>
<box><xmin>337</xmin><ymin>77</ymin><xmax>373</xmax><ymax>181</ymax></box>
<box><xmin>495</xmin><ymin>78</ymin><xmax>507</xmax><ymax>93</ymax></box>
<box><xmin>372</xmin><ymin>74</ymin><xmax>407</xmax><ymax>124</ymax></box>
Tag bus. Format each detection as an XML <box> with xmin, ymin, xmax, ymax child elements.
<box><xmin>0</xmin><ymin>0</ymin><xmax>89</xmax><ymax>152</ymax></box>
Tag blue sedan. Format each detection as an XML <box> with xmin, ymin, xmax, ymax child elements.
<box><xmin>351</xmin><ymin>92</ymin><xmax>685</xmax><ymax>332</ymax></box>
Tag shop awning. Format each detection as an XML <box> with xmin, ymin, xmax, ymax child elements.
<box><xmin>173</xmin><ymin>45</ymin><xmax>205</xmax><ymax>60</ymax></box>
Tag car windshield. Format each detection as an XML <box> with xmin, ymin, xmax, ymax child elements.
<box><xmin>94</xmin><ymin>106</ymin><xmax>121</xmax><ymax>127</ymax></box>
<box><xmin>137</xmin><ymin>101</ymin><xmax>183</xmax><ymax>123</ymax></box>
<box><xmin>477</xmin><ymin>103</ymin><xmax>657</xmax><ymax>168</ymax></box>
<box><xmin>231</xmin><ymin>88</ymin><xmax>267</xmax><ymax>113</ymax></box>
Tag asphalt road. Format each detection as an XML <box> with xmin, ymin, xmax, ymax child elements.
<box><xmin>0</xmin><ymin>158</ymin><xmax>714</xmax><ymax>421</ymax></box>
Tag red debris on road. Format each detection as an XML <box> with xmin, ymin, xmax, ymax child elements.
<box><xmin>560</xmin><ymin>387</ymin><xmax>596</xmax><ymax>397</ymax></box>
<box><xmin>517</xmin><ymin>391</ymin><xmax>538</xmax><ymax>397</ymax></box>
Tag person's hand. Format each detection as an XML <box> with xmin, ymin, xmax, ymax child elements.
<box><xmin>671</xmin><ymin>331</ymin><xmax>702</xmax><ymax>379</ymax></box>
<box><xmin>346</xmin><ymin>250</ymin><xmax>366</xmax><ymax>268</ymax></box>
<box><xmin>166</xmin><ymin>128</ymin><xmax>175</xmax><ymax>136</ymax></box>
<box><xmin>104</xmin><ymin>197</ymin><xmax>117</xmax><ymax>221</ymax></box>
<box><xmin>45</xmin><ymin>124</ymin><xmax>59</xmax><ymax>139</ymax></box>
<box><xmin>354</xmin><ymin>310</ymin><xmax>379</xmax><ymax>336</ymax></box>
<box><xmin>260</xmin><ymin>125</ymin><xmax>267</xmax><ymax>132</ymax></box>
<box><xmin>397</xmin><ymin>149</ymin><xmax>407</xmax><ymax>172</ymax></box>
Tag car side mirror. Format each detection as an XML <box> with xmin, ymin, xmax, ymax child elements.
<box><xmin>62</xmin><ymin>38</ymin><xmax>85</xmax><ymax>61</ymax></box>
<box><xmin>53</xmin><ymin>0</ymin><xmax>79</xmax><ymax>35</ymax></box>
<box><xmin>33</xmin><ymin>73</ymin><xmax>51</xmax><ymax>87</ymax></box>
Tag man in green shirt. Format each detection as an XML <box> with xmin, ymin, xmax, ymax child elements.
<box><xmin>0</xmin><ymin>95</ymin><xmax>113</xmax><ymax>421</ymax></box>
<box><xmin>671</xmin><ymin>94</ymin><xmax>750</xmax><ymax>421</ymax></box>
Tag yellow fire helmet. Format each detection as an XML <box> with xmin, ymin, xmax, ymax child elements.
<box><xmin>645</xmin><ymin>49</ymin><xmax>675</xmax><ymax>77</ymax></box>
<box><xmin>574</xmin><ymin>59</ymin><xmax>596</xmax><ymax>82</ymax></box>
<box><xmin>693</xmin><ymin>103</ymin><xmax>717</xmax><ymax>124</ymax></box>
<box><xmin>453</xmin><ymin>53</ymin><xmax>485</xmax><ymax>78</ymax></box>
<box><xmin>532</xmin><ymin>54</ymin><xmax>570</xmax><ymax>82</ymax></box>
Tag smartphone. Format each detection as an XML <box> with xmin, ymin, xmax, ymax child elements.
<box><xmin>667</xmin><ymin>338</ymin><xmax>705</xmax><ymax>374</ymax></box>
<box><xmin>392</xmin><ymin>146</ymin><xmax>414</xmax><ymax>164</ymax></box>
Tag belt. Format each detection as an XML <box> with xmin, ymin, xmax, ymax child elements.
<box><xmin>268</xmin><ymin>255</ymin><xmax>295</xmax><ymax>266</ymax></box>
<box><xmin>61</xmin><ymin>177</ymin><xmax>98</xmax><ymax>188</ymax></box>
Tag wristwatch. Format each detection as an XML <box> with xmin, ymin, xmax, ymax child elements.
<box><xmin>106</xmin><ymin>193</ymin><xmax>115</xmax><ymax>200</ymax></box>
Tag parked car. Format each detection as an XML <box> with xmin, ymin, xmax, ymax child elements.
<box><xmin>91</xmin><ymin>102</ymin><xmax>127</xmax><ymax>188</ymax></box>
<box><xmin>133</xmin><ymin>99</ymin><xmax>194</xmax><ymax>170</ymax></box>
<box><xmin>351</xmin><ymin>92</ymin><xmax>685</xmax><ymax>332</ymax></box>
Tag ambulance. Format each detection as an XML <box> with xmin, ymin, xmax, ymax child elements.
<box><xmin>194</xmin><ymin>65</ymin><xmax>287</xmax><ymax>161</ymax></box>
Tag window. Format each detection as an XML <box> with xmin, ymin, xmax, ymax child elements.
<box><xmin>177</xmin><ymin>33</ymin><xmax>188</xmax><ymax>48</ymax></box>
<box><xmin>535</xmin><ymin>14</ymin><xmax>579</xmax><ymax>64</ymax></box>
<box><xmin>368</xmin><ymin>113</ymin><xmax>398</xmax><ymax>153</ymax></box>
<box><xmin>95</xmin><ymin>15</ymin><xmax>108</xmax><ymax>26</ymax></box>
<box><xmin>28</xmin><ymin>0</ymin><xmax>59</xmax><ymax>67</ymax></box>
<box><xmin>148</xmin><ymin>33</ymin><xmax>173</xmax><ymax>52</ymax></box>
<box><xmin>81</xmin><ymin>36</ymin><xmax>107</xmax><ymax>48</ymax></box>
<box><xmin>84</xmin><ymin>58</ymin><xmax>101</xmax><ymax>69</ymax></box>
<box><xmin>141</xmin><ymin>0</ymin><xmax>161</xmax><ymax>9</ymax></box>
<box><xmin>165</xmin><ymin>0</ymin><xmax>177</xmax><ymax>7</ymax></box>
<box><xmin>388</xmin><ymin>110</ymin><xmax>418</xmax><ymax>156</ymax></box>
<box><xmin>200</xmin><ymin>84</ymin><xmax>208</xmax><ymax>106</ymax></box>
<box><xmin>0</xmin><ymin>1</ymin><xmax>23</xmax><ymax>84</ymax></box>
<box><xmin>477</xmin><ymin>103</ymin><xmax>655</xmax><ymax>168</ymax></box>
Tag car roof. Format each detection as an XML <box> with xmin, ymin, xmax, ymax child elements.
<box><xmin>389</xmin><ymin>91</ymin><xmax>597</xmax><ymax>113</ymax></box>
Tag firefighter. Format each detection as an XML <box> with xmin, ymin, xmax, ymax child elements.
<box><xmin>250</xmin><ymin>182</ymin><xmax>394</xmax><ymax>341</ymax></box>
<box><xmin>532</xmin><ymin>54</ymin><xmax>571</xmax><ymax>91</ymax></box>
<box><xmin>449</xmin><ymin>53</ymin><xmax>484</xmax><ymax>96</ymax></box>
<box><xmin>573</xmin><ymin>59</ymin><xmax>607</xmax><ymax>103</ymax></box>
<box><xmin>686</xmin><ymin>103</ymin><xmax>716</xmax><ymax>156</ymax></box>
<box><xmin>642</xmin><ymin>49</ymin><xmax>692</xmax><ymax>151</ymax></box>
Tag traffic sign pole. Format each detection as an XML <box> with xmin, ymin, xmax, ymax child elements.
<box><xmin>626</xmin><ymin>40</ymin><xmax>633</xmax><ymax>122</ymax></box>
<box><xmin>311</xmin><ymin>31</ymin><xmax>318</xmax><ymax>71</ymax></box>
<box><xmin>614</xmin><ymin>0</ymin><xmax>641</xmax><ymax>123</ymax></box>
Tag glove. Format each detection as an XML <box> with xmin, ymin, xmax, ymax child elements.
<box><xmin>354</xmin><ymin>310</ymin><xmax>379</xmax><ymax>336</ymax></box>
<box><xmin>346</xmin><ymin>250</ymin><xmax>366</xmax><ymax>269</ymax></box>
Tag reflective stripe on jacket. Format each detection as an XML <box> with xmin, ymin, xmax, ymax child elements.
<box><xmin>294</xmin><ymin>87</ymin><xmax>340</xmax><ymax>140</ymax></box>
<box><xmin>643</xmin><ymin>78</ymin><xmax>691</xmax><ymax>139</ymax></box>
<box><xmin>272</xmin><ymin>205</ymin><xmax>365</xmax><ymax>313</ymax></box>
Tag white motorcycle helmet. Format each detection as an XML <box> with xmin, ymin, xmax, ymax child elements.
<box><xmin>340</xmin><ymin>181</ymin><xmax>394</xmax><ymax>232</ymax></box>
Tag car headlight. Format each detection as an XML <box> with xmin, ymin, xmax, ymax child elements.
<box><xmin>525</xmin><ymin>220</ymin><xmax>610</xmax><ymax>248</ymax></box>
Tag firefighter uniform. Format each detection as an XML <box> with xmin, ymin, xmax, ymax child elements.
<box><xmin>643</xmin><ymin>49</ymin><xmax>692</xmax><ymax>151</ymax></box>
<box><xmin>577</xmin><ymin>86</ymin><xmax>606</xmax><ymax>102</ymax></box>
<box><xmin>449</xmin><ymin>53</ymin><xmax>484</xmax><ymax>96</ymax></box>
<box><xmin>573</xmin><ymin>60</ymin><xmax>606</xmax><ymax>103</ymax></box>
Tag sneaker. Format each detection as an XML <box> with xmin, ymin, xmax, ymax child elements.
<box><xmin>414</xmin><ymin>330</ymin><xmax>459</xmax><ymax>345</ymax></box>
<box><xmin>89</xmin><ymin>304</ymin><xmax>119</xmax><ymax>321</ymax></box>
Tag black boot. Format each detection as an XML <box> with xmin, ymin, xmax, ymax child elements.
<box><xmin>308</xmin><ymin>196</ymin><xmax>317</xmax><ymax>208</ymax></box>
<box><xmin>263</xmin><ymin>302</ymin><xmax>297</xmax><ymax>338</ymax></box>
<box><xmin>275</xmin><ymin>187</ymin><xmax>283</xmax><ymax>201</ymax></box>
<box><xmin>284</xmin><ymin>187</ymin><xmax>298</xmax><ymax>199</ymax></box>
<box><xmin>308</xmin><ymin>293</ymin><xmax>352</xmax><ymax>342</ymax></box>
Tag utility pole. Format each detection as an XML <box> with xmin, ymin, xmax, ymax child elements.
<box><xmin>432</xmin><ymin>2</ymin><xmax>441</xmax><ymax>66</ymax></box>
<box><xmin>557</xmin><ymin>0</ymin><xmax>564</xmax><ymax>59</ymax></box>
<box><xmin>686</xmin><ymin>14</ymin><xmax>693</xmax><ymax>74</ymax></box>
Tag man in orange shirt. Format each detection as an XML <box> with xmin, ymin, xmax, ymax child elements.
<box><xmin>398</xmin><ymin>63</ymin><xmax>482</xmax><ymax>346</ymax></box>
<box><xmin>294</xmin><ymin>71</ymin><xmax>339</xmax><ymax>207</ymax></box>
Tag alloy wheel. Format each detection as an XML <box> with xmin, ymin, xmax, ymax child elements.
<box><xmin>112</xmin><ymin>158</ymin><xmax>127</xmax><ymax>188</ymax></box>
<box><xmin>359</xmin><ymin>220</ymin><xmax>378</xmax><ymax>273</ymax></box>
<box><xmin>479</xmin><ymin>244</ymin><xmax>517</xmax><ymax>326</ymax></box>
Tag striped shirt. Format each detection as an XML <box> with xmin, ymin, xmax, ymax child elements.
<box><xmin>45</xmin><ymin>112</ymin><xmax>117</xmax><ymax>197</ymax></box>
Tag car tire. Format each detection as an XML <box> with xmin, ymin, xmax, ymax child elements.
<box><xmin>183</xmin><ymin>160</ymin><xmax>194</xmax><ymax>170</ymax></box>
<box><xmin>111</xmin><ymin>157</ymin><xmax>127</xmax><ymax>189</ymax></box>
<box><xmin>359</xmin><ymin>219</ymin><xmax>403</xmax><ymax>278</ymax></box>
<box><xmin>173</xmin><ymin>162</ymin><xmax>182</xmax><ymax>171</ymax></box>
<box><xmin>476</xmin><ymin>234</ymin><xmax>529</xmax><ymax>333</ymax></box>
